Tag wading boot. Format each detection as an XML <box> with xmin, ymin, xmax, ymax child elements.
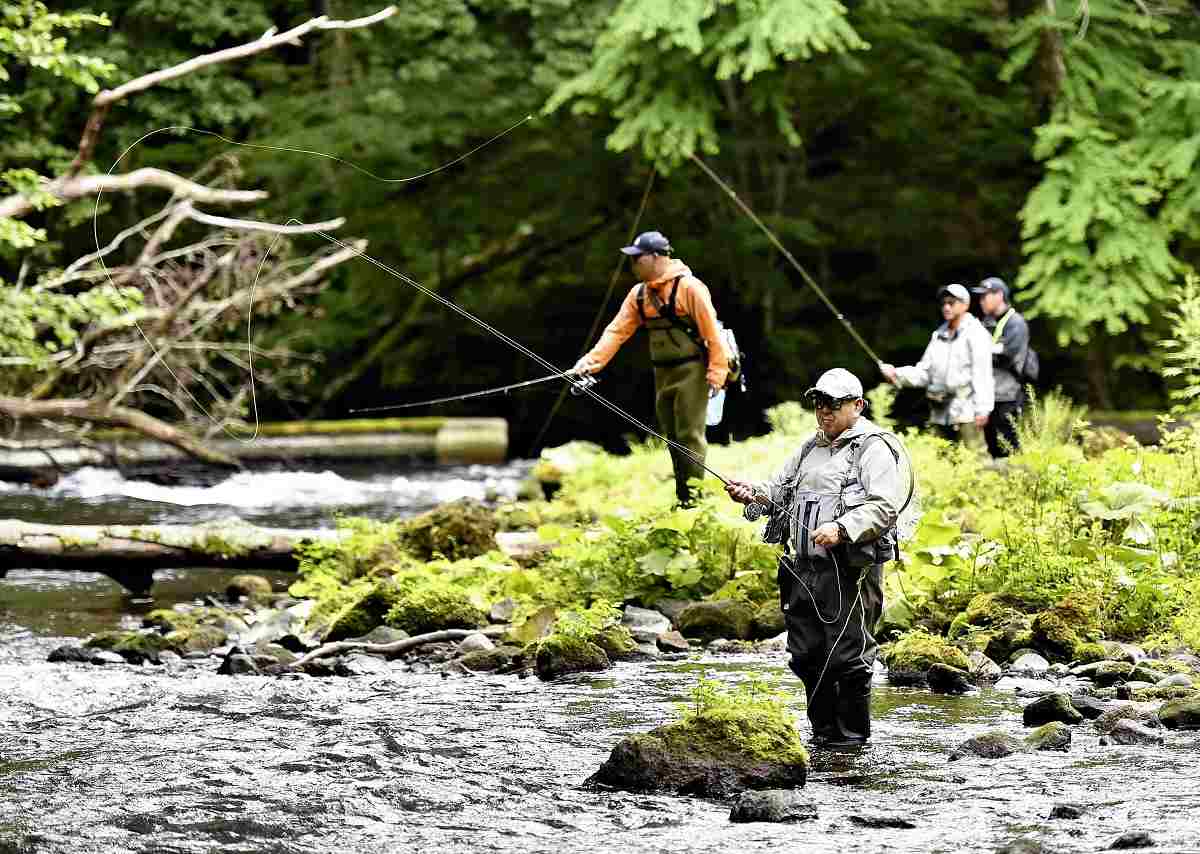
<box><xmin>824</xmin><ymin>680</ymin><xmax>871</xmax><ymax>749</ymax></box>
<box><xmin>802</xmin><ymin>675</ymin><xmax>840</xmax><ymax>746</ymax></box>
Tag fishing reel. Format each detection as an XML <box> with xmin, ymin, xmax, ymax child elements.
<box><xmin>569</xmin><ymin>374</ymin><xmax>598</xmax><ymax>396</ymax></box>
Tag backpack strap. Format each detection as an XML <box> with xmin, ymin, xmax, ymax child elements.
<box><xmin>636</xmin><ymin>284</ymin><xmax>646</xmax><ymax>324</ymax></box>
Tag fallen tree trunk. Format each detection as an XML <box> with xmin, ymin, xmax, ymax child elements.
<box><xmin>0</xmin><ymin>519</ymin><xmax>338</xmax><ymax>574</ymax></box>
<box><xmin>288</xmin><ymin>625</ymin><xmax>509</xmax><ymax>669</ymax></box>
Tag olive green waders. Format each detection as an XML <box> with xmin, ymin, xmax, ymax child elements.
<box><xmin>647</xmin><ymin>316</ymin><xmax>709</xmax><ymax>507</ymax></box>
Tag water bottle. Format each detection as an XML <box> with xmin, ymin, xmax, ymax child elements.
<box><xmin>706</xmin><ymin>388</ymin><xmax>726</xmax><ymax>427</ymax></box>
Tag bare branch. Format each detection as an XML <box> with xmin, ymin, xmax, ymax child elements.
<box><xmin>41</xmin><ymin>206</ymin><xmax>175</xmax><ymax>288</ymax></box>
<box><xmin>185</xmin><ymin>210</ymin><xmax>346</xmax><ymax>234</ymax></box>
<box><xmin>0</xmin><ymin>170</ymin><xmax>267</xmax><ymax>221</ymax></box>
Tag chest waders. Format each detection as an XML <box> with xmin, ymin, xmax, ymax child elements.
<box><xmin>772</xmin><ymin>433</ymin><xmax>898</xmax><ymax>748</ymax></box>
<box><xmin>638</xmin><ymin>278</ymin><xmax>709</xmax><ymax>506</ymax></box>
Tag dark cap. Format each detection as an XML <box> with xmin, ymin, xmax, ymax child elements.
<box><xmin>620</xmin><ymin>231</ymin><xmax>672</xmax><ymax>257</ymax></box>
<box><xmin>970</xmin><ymin>276</ymin><xmax>1010</xmax><ymax>301</ymax></box>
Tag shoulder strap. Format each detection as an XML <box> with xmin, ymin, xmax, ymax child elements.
<box><xmin>636</xmin><ymin>284</ymin><xmax>646</xmax><ymax>324</ymax></box>
<box><xmin>991</xmin><ymin>308</ymin><xmax>1014</xmax><ymax>343</ymax></box>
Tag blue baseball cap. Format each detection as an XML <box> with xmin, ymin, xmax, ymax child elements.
<box><xmin>971</xmin><ymin>277</ymin><xmax>1010</xmax><ymax>301</ymax></box>
<box><xmin>620</xmin><ymin>231</ymin><xmax>672</xmax><ymax>256</ymax></box>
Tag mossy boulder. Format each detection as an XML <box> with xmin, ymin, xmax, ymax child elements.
<box><xmin>399</xmin><ymin>498</ymin><xmax>497</xmax><ymax>561</ymax></box>
<box><xmin>324</xmin><ymin>585</ymin><xmax>403</xmax><ymax>642</ymax></box>
<box><xmin>881</xmin><ymin>629</ymin><xmax>970</xmax><ymax>685</ymax></box>
<box><xmin>587</xmin><ymin>711</ymin><xmax>808</xmax><ymax>798</ymax></box>
<box><xmin>588</xmin><ymin>625</ymin><xmax>639</xmax><ymax>661</ymax></box>
<box><xmin>1025</xmin><ymin>721</ymin><xmax>1072</xmax><ymax>752</ymax></box>
<box><xmin>84</xmin><ymin>630</ymin><xmax>176</xmax><ymax>664</ymax></box>
<box><xmin>385</xmin><ymin>585</ymin><xmax>487</xmax><ymax>636</ymax></box>
<box><xmin>226</xmin><ymin>574</ymin><xmax>273</xmax><ymax>601</ymax></box>
<box><xmin>1075</xmin><ymin>642</ymin><xmax>1108</xmax><ymax>664</ymax></box>
<box><xmin>677</xmin><ymin>600</ymin><xmax>756</xmax><ymax>643</ymax></box>
<box><xmin>751</xmin><ymin>601</ymin><xmax>786</xmax><ymax>640</ymax></box>
<box><xmin>458</xmin><ymin>648</ymin><xmax>514</xmax><ymax>673</ymax></box>
<box><xmin>534</xmin><ymin>634</ymin><xmax>611</xmax><ymax>680</ymax></box>
<box><xmin>1093</xmin><ymin>661</ymin><xmax>1137</xmax><ymax>687</ymax></box>
<box><xmin>1022</xmin><ymin>692</ymin><xmax>1084</xmax><ymax>727</ymax></box>
<box><xmin>165</xmin><ymin>625</ymin><xmax>228</xmax><ymax>654</ymax></box>
<box><xmin>142</xmin><ymin>608</ymin><xmax>199</xmax><ymax>634</ymax></box>
<box><xmin>1157</xmin><ymin>696</ymin><xmax>1200</xmax><ymax>730</ymax></box>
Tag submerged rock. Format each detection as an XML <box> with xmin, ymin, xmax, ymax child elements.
<box><xmin>1094</xmin><ymin>704</ymin><xmax>1162</xmax><ymax>735</ymax></box>
<box><xmin>676</xmin><ymin>600</ymin><xmax>756</xmax><ymax>643</ymax></box>
<box><xmin>1049</xmin><ymin>804</ymin><xmax>1086</xmax><ymax>819</ymax></box>
<box><xmin>728</xmin><ymin>789</ymin><xmax>816</xmax><ymax>823</ymax></box>
<box><xmin>47</xmin><ymin>645</ymin><xmax>94</xmax><ymax>664</ymax></box>
<box><xmin>588</xmin><ymin>712</ymin><xmax>808</xmax><ymax>798</ymax></box>
<box><xmin>218</xmin><ymin>651</ymin><xmax>260</xmax><ymax>676</ymax></box>
<box><xmin>927</xmin><ymin>663</ymin><xmax>974</xmax><ymax>694</ymax></box>
<box><xmin>1099</xmin><ymin>720</ymin><xmax>1164</xmax><ymax>746</ymax></box>
<box><xmin>949</xmin><ymin>731</ymin><xmax>1027</xmax><ymax>760</ymax></box>
<box><xmin>1068</xmin><ymin>694</ymin><xmax>1108</xmax><ymax>720</ymax></box>
<box><xmin>997</xmin><ymin>837</ymin><xmax>1056</xmax><ymax>854</ymax></box>
<box><xmin>1023</xmin><ymin>693</ymin><xmax>1084</xmax><ymax>727</ymax></box>
<box><xmin>534</xmin><ymin>635</ymin><xmax>610</xmax><ymax>680</ymax></box>
<box><xmin>1157</xmin><ymin>696</ymin><xmax>1200</xmax><ymax>730</ymax></box>
<box><xmin>1109</xmin><ymin>831</ymin><xmax>1155</xmax><ymax>849</ymax></box>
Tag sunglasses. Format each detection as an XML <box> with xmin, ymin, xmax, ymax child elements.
<box><xmin>809</xmin><ymin>393</ymin><xmax>857</xmax><ymax>411</ymax></box>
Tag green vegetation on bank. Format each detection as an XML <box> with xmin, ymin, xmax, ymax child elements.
<box><xmin>293</xmin><ymin>391</ymin><xmax>1200</xmax><ymax>658</ymax></box>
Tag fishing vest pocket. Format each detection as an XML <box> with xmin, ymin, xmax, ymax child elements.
<box><xmin>648</xmin><ymin>321</ymin><xmax>704</xmax><ymax>366</ymax></box>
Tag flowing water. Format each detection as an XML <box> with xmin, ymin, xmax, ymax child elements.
<box><xmin>2</xmin><ymin>463</ymin><xmax>1199</xmax><ymax>854</ymax></box>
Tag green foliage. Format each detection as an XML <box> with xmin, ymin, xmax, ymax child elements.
<box><xmin>671</xmin><ymin>673</ymin><xmax>808</xmax><ymax>764</ymax></box>
<box><xmin>1159</xmin><ymin>275</ymin><xmax>1200</xmax><ymax>413</ymax></box>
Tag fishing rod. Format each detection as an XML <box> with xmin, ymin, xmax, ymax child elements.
<box><xmin>348</xmin><ymin>372</ymin><xmax>596</xmax><ymax>414</ymax></box>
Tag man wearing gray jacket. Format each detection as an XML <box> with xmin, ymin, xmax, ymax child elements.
<box><xmin>880</xmin><ymin>283</ymin><xmax>994</xmax><ymax>454</ymax></box>
<box><xmin>972</xmin><ymin>277</ymin><xmax>1029</xmax><ymax>457</ymax></box>
<box><xmin>725</xmin><ymin>368</ymin><xmax>905</xmax><ymax>748</ymax></box>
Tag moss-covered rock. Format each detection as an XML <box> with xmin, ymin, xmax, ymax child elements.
<box><xmin>751</xmin><ymin>601</ymin><xmax>786</xmax><ymax>640</ymax></box>
<box><xmin>949</xmin><ymin>731</ymin><xmax>1027</xmax><ymax>760</ymax></box>
<box><xmin>1093</xmin><ymin>661</ymin><xmax>1137</xmax><ymax>687</ymax></box>
<box><xmin>1075</xmin><ymin>642</ymin><xmax>1108</xmax><ymax>664</ymax></box>
<box><xmin>1157</xmin><ymin>696</ymin><xmax>1200</xmax><ymax>730</ymax></box>
<box><xmin>881</xmin><ymin>629</ymin><xmax>970</xmax><ymax>684</ymax></box>
<box><xmin>165</xmin><ymin>625</ymin><xmax>228</xmax><ymax>654</ymax></box>
<box><xmin>1022</xmin><ymin>692</ymin><xmax>1084</xmax><ymax>727</ymax></box>
<box><xmin>142</xmin><ymin>608</ymin><xmax>199</xmax><ymax>634</ymax></box>
<box><xmin>1025</xmin><ymin>721</ymin><xmax>1072</xmax><ymax>752</ymax></box>
<box><xmin>458</xmin><ymin>648</ymin><xmax>513</xmax><ymax>672</ymax></box>
<box><xmin>587</xmin><ymin>711</ymin><xmax>808</xmax><ymax>797</ymax></box>
<box><xmin>1030</xmin><ymin>611</ymin><xmax>1085</xmax><ymax>663</ymax></box>
<box><xmin>324</xmin><ymin>585</ymin><xmax>403</xmax><ymax>642</ymax></box>
<box><xmin>226</xmin><ymin>574</ymin><xmax>273</xmax><ymax>601</ymax></box>
<box><xmin>399</xmin><ymin>498</ymin><xmax>497</xmax><ymax>561</ymax></box>
<box><xmin>385</xmin><ymin>585</ymin><xmax>487</xmax><ymax>636</ymax></box>
<box><xmin>588</xmin><ymin>624</ymin><xmax>639</xmax><ymax>661</ymax></box>
<box><xmin>84</xmin><ymin>630</ymin><xmax>176</xmax><ymax>664</ymax></box>
<box><xmin>534</xmin><ymin>634</ymin><xmax>610</xmax><ymax>680</ymax></box>
<box><xmin>927</xmin><ymin>663</ymin><xmax>973</xmax><ymax>694</ymax></box>
<box><xmin>677</xmin><ymin>600</ymin><xmax>755</xmax><ymax>643</ymax></box>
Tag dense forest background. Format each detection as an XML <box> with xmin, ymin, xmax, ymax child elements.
<box><xmin>4</xmin><ymin>0</ymin><xmax>1200</xmax><ymax>455</ymax></box>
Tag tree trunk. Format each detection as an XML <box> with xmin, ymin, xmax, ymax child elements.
<box><xmin>1086</xmin><ymin>333</ymin><xmax>1112</xmax><ymax>410</ymax></box>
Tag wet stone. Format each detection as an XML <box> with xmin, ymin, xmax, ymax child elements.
<box><xmin>728</xmin><ymin>790</ymin><xmax>816</xmax><ymax>823</ymax></box>
<box><xmin>1023</xmin><ymin>692</ymin><xmax>1084</xmax><ymax>727</ymax></box>
<box><xmin>457</xmin><ymin>632</ymin><xmax>495</xmax><ymax>654</ymax></box>
<box><xmin>997</xmin><ymin>838</ymin><xmax>1057</xmax><ymax>854</ymax></box>
<box><xmin>1025</xmin><ymin>721</ymin><xmax>1072</xmax><ymax>752</ymax></box>
<box><xmin>848</xmin><ymin>815</ymin><xmax>917</xmax><ymax>829</ymax></box>
<box><xmin>1155</xmin><ymin>673</ymin><xmax>1194</xmax><ymax>689</ymax></box>
<box><xmin>1009</xmin><ymin>652</ymin><xmax>1050</xmax><ymax>675</ymax></box>
<box><xmin>927</xmin><ymin>663</ymin><xmax>974</xmax><ymax>694</ymax></box>
<box><xmin>657</xmin><ymin>630</ymin><xmax>689</xmax><ymax>653</ymax></box>
<box><xmin>1157</xmin><ymin>696</ymin><xmax>1200</xmax><ymax>730</ymax></box>
<box><xmin>949</xmin><ymin>731</ymin><xmax>1027</xmax><ymax>760</ymax></box>
<box><xmin>353</xmin><ymin>626</ymin><xmax>410</xmax><ymax>645</ymax></box>
<box><xmin>1093</xmin><ymin>662</ymin><xmax>1137</xmax><ymax>687</ymax></box>
<box><xmin>1109</xmin><ymin>831</ymin><xmax>1155</xmax><ymax>849</ymax></box>
<box><xmin>1094</xmin><ymin>704</ymin><xmax>1162</xmax><ymax>735</ymax></box>
<box><xmin>89</xmin><ymin>650</ymin><xmax>126</xmax><ymax>666</ymax></box>
<box><xmin>1049</xmin><ymin>804</ymin><xmax>1086</xmax><ymax>819</ymax></box>
<box><xmin>47</xmin><ymin>645</ymin><xmax>94</xmax><ymax>664</ymax></box>
<box><xmin>219</xmin><ymin>653</ymin><xmax>261</xmax><ymax>676</ymax></box>
<box><xmin>335</xmin><ymin>653</ymin><xmax>391</xmax><ymax>677</ymax></box>
<box><xmin>1069</xmin><ymin>694</ymin><xmax>1109</xmax><ymax>720</ymax></box>
<box><xmin>458</xmin><ymin>648</ymin><xmax>512</xmax><ymax>672</ymax></box>
<box><xmin>622</xmin><ymin>606</ymin><xmax>671</xmax><ymax>636</ymax></box>
<box><xmin>1099</xmin><ymin>720</ymin><xmax>1164</xmax><ymax>746</ymax></box>
<box><xmin>968</xmin><ymin>651</ymin><xmax>1002</xmax><ymax>682</ymax></box>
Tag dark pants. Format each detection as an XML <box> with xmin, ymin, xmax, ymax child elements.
<box><xmin>985</xmin><ymin>400</ymin><xmax>1023</xmax><ymax>458</ymax></box>
<box><xmin>653</xmin><ymin>359</ymin><xmax>708</xmax><ymax>506</ymax></box>
<box><xmin>778</xmin><ymin>554</ymin><xmax>884</xmax><ymax>744</ymax></box>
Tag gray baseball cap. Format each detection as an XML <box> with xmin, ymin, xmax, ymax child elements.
<box><xmin>937</xmin><ymin>283</ymin><xmax>970</xmax><ymax>303</ymax></box>
<box><xmin>620</xmin><ymin>230</ymin><xmax>672</xmax><ymax>256</ymax></box>
<box><xmin>805</xmin><ymin>368</ymin><xmax>864</xmax><ymax>400</ymax></box>
<box><xmin>971</xmin><ymin>276</ymin><xmax>1010</xmax><ymax>300</ymax></box>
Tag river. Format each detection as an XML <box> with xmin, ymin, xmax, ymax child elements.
<box><xmin>2</xmin><ymin>463</ymin><xmax>1198</xmax><ymax>853</ymax></box>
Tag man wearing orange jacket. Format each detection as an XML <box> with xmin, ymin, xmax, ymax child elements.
<box><xmin>572</xmin><ymin>231</ymin><xmax>729</xmax><ymax>507</ymax></box>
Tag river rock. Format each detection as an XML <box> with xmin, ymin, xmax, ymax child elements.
<box><xmin>1023</xmin><ymin>693</ymin><xmax>1083</xmax><ymax>726</ymax></box>
<box><xmin>1099</xmin><ymin>719</ymin><xmax>1164</xmax><ymax>746</ymax></box>
<box><xmin>1009</xmin><ymin>652</ymin><xmax>1050</xmax><ymax>675</ymax></box>
<box><xmin>1157</xmin><ymin>696</ymin><xmax>1200</xmax><ymax>729</ymax></box>
<box><xmin>1100</xmin><ymin>641</ymin><xmax>1146</xmax><ymax>663</ymax></box>
<box><xmin>1093</xmin><ymin>661</ymin><xmax>1136</xmax><ymax>687</ymax></box>
<box><xmin>654</xmin><ymin>598</ymin><xmax>695</xmax><ymax>626</ymax></box>
<box><xmin>47</xmin><ymin>645</ymin><xmax>94</xmax><ymax>664</ymax></box>
<box><xmin>677</xmin><ymin>600</ymin><xmax>756</xmax><ymax>642</ymax></box>
<box><xmin>949</xmin><ymin>731</ymin><xmax>1027</xmax><ymax>760</ymax></box>
<box><xmin>997</xmin><ymin>838</ymin><xmax>1056</xmax><ymax>854</ymax></box>
<box><xmin>994</xmin><ymin>675</ymin><xmax>1058</xmax><ymax>695</ymax></box>
<box><xmin>489</xmin><ymin>598</ymin><xmax>516</xmax><ymax>623</ymax></box>
<box><xmin>1155</xmin><ymin>673</ymin><xmax>1193</xmax><ymax>689</ymax></box>
<box><xmin>967</xmin><ymin>651</ymin><xmax>1002</xmax><ymax>682</ymax></box>
<box><xmin>218</xmin><ymin>652</ymin><xmax>261</xmax><ymax>676</ymax></box>
<box><xmin>1115</xmin><ymin>681</ymin><xmax>1155</xmax><ymax>700</ymax></box>
<box><xmin>1094</xmin><ymin>703</ymin><xmax>1161</xmax><ymax>735</ymax></box>
<box><xmin>534</xmin><ymin>635</ymin><xmax>610</xmax><ymax>680</ymax></box>
<box><xmin>252</xmin><ymin>641</ymin><xmax>297</xmax><ymax>665</ymax></box>
<box><xmin>728</xmin><ymin>789</ymin><xmax>816</xmax><ymax>823</ymax></box>
<box><xmin>847</xmin><ymin>815</ymin><xmax>917</xmax><ymax>829</ymax></box>
<box><xmin>928</xmin><ymin>663</ymin><xmax>974</xmax><ymax>694</ymax></box>
<box><xmin>354</xmin><ymin>625</ymin><xmax>410</xmax><ymax>645</ymax></box>
<box><xmin>458</xmin><ymin>632</ymin><xmax>495</xmax><ymax>654</ymax></box>
<box><xmin>1049</xmin><ymin>803</ymin><xmax>1086</xmax><ymax>819</ymax></box>
<box><xmin>1025</xmin><ymin>721</ymin><xmax>1071</xmax><ymax>751</ymax></box>
<box><xmin>90</xmin><ymin>650</ymin><xmax>127</xmax><ymax>666</ymax></box>
<box><xmin>459</xmin><ymin>648</ymin><xmax>512</xmax><ymax>672</ymax></box>
<box><xmin>399</xmin><ymin>497</ymin><xmax>497</xmax><ymax>561</ymax></box>
<box><xmin>1109</xmin><ymin>831</ymin><xmax>1155</xmax><ymax>849</ymax></box>
<box><xmin>622</xmin><ymin>606</ymin><xmax>670</xmax><ymax>635</ymax></box>
<box><xmin>1068</xmin><ymin>694</ymin><xmax>1108</xmax><ymax>720</ymax></box>
<box><xmin>587</xmin><ymin>720</ymin><xmax>808</xmax><ymax>798</ymax></box>
<box><xmin>1130</xmin><ymin>665</ymin><xmax>1169</xmax><ymax>684</ymax></box>
<box><xmin>657</xmin><ymin>630</ymin><xmax>689</xmax><ymax>653</ymax></box>
<box><xmin>226</xmin><ymin>574</ymin><xmax>273</xmax><ymax>601</ymax></box>
<box><xmin>335</xmin><ymin>653</ymin><xmax>390</xmax><ymax>677</ymax></box>
<box><xmin>751</xmin><ymin>601</ymin><xmax>786</xmax><ymax>640</ymax></box>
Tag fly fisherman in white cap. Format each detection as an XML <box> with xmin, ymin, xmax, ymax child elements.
<box><xmin>879</xmin><ymin>283</ymin><xmax>994</xmax><ymax>454</ymax></box>
<box><xmin>725</xmin><ymin>369</ymin><xmax>905</xmax><ymax>748</ymax></box>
